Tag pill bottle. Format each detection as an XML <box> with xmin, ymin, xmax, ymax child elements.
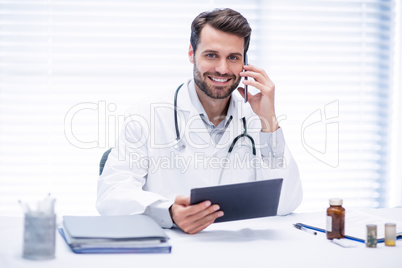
<box><xmin>366</xmin><ymin>224</ymin><xmax>377</xmax><ymax>248</ymax></box>
<box><xmin>326</xmin><ymin>198</ymin><xmax>345</xmax><ymax>240</ymax></box>
<box><xmin>384</xmin><ymin>223</ymin><xmax>396</xmax><ymax>247</ymax></box>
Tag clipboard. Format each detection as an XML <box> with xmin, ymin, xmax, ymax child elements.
<box><xmin>190</xmin><ymin>179</ymin><xmax>283</xmax><ymax>223</ymax></box>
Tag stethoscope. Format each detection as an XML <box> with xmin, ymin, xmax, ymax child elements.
<box><xmin>172</xmin><ymin>83</ymin><xmax>257</xmax><ymax>183</ymax></box>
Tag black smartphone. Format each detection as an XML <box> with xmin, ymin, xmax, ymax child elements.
<box><xmin>244</xmin><ymin>53</ymin><xmax>248</xmax><ymax>103</ymax></box>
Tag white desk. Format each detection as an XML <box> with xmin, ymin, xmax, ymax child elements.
<box><xmin>1</xmin><ymin>209</ymin><xmax>401</xmax><ymax>268</ymax></box>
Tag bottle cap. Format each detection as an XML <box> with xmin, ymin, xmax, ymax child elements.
<box><xmin>329</xmin><ymin>198</ymin><xmax>343</xmax><ymax>206</ymax></box>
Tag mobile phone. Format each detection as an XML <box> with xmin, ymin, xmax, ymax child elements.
<box><xmin>244</xmin><ymin>53</ymin><xmax>248</xmax><ymax>103</ymax></box>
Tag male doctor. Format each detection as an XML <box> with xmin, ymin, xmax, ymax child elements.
<box><xmin>97</xmin><ymin>8</ymin><xmax>302</xmax><ymax>234</ymax></box>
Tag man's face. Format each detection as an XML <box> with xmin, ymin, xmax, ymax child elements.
<box><xmin>189</xmin><ymin>24</ymin><xmax>245</xmax><ymax>99</ymax></box>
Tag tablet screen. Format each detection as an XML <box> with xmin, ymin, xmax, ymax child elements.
<box><xmin>190</xmin><ymin>179</ymin><xmax>283</xmax><ymax>223</ymax></box>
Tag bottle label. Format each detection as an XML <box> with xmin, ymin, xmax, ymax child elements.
<box><xmin>326</xmin><ymin>216</ymin><xmax>332</xmax><ymax>232</ymax></box>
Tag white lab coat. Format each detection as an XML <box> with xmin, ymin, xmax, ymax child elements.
<box><xmin>97</xmin><ymin>80</ymin><xmax>302</xmax><ymax>228</ymax></box>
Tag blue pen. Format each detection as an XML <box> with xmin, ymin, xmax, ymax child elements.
<box><xmin>293</xmin><ymin>223</ymin><xmax>317</xmax><ymax>235</ymax></box>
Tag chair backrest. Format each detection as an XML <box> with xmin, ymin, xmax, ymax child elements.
<box><xmin>99</xmin><ymin>148</ymin><xmax>112</xmax><ymax>175</ymax></box>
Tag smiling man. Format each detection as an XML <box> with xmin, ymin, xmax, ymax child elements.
<box><xmin>97</xmin><ymin>8</ymin><xmax>303</xmax><ymax>234</ymax></box>
<box><xmin>190</xmin><ymin>24</ymin><xmax>244</xmax><ymax>128</ymax></box>
<box><xmin>191</xmin><ymin>24</ymin><xmax>243</xmax><ymax>100</ymax></box>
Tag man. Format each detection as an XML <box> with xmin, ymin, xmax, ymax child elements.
<box><xmin>97</xmin><ymin>8</ymin><xmax>302</xmax><ymax>234</ymax></box>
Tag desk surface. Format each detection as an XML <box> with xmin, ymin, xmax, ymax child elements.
<box><xmin>1</xmin><ymin>208</ymin><xmax>401</xmax><ymax>268</ymax></box>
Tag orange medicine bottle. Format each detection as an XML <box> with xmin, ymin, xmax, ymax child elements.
<box><xmin>326</xmin><ymin>198</ymin><xmax>345</xmax><ymax>240</ymax></box>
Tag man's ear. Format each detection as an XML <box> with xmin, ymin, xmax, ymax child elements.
<box><xmin>188</xmin><ymin>44</ymin><xmax>194</xmax><ymax>64</ymax></box>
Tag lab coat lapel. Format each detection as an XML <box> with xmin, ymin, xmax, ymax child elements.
<box><xmin>176</xmin><ymin>81</ymin><xmax>211</xmax><ymax>146</ymax></box>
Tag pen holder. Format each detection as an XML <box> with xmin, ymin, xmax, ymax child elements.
<box><xmin>22</xmin><ymin>214</ymin><xmax>56</xmax><ymax>260</ymax></box>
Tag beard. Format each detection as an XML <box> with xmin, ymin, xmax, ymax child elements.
<box><xmin>193</xmin><ymin>63</ymin><xmax>241</xmax><ymax>100</ymax></box>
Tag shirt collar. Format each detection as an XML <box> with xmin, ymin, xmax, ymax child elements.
<box><xmin>188</xmin><ymin>80</ymin><xmax>236</xmax><ymax>126</ymax></box>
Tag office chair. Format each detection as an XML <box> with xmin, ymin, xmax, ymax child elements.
<box><xmin>99</xmin><ymin>148</ymin><xmax>112</xmax><ymax>175</ymax></box>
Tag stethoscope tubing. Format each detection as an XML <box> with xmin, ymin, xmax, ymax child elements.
<box><xmin>173</xmin><ymin>83</ymin><xmax>258</xmax><ymax>184</ymax></box>
<box><xmin>173</xmin><ymin>83</ymin><xmax>256</xmax><ymax>156</ymax></box>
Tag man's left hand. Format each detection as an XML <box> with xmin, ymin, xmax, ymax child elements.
<box><xmin>238</xmin><ymin>64</ymin><xmax>279</xmax><ymax>133</ymax></box>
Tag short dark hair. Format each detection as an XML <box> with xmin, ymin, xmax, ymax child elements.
<box><xmin>190</xmin><ymin>8</ymin><xmax>252</xmax><ymax>55</ymax></box>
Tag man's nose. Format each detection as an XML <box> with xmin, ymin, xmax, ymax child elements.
<box><xmin>215</xmin><ymin>59</ymin><xmax>229</xmax><ymax>74</ymax></box>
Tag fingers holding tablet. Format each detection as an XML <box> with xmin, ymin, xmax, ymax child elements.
<box><xmin>169</xmin><ymin>195</ymin><xmax>224</xmax><ymax>234</ymax></box>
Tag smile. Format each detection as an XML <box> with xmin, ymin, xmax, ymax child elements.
<box><xmin>209</xmin><ymin>77</ymin><xmax>231</xmax><ymax>83</ymax></box>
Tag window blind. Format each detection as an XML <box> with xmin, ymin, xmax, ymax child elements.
<box><xmin>0</xmin><ymin>0</ymin><xmax>398</xmax><ymax>216</ymax></box>
<box><xmin>259</xmin><ymin>0</ymin><xmax>396</xmax><ymax>211</ymax></box>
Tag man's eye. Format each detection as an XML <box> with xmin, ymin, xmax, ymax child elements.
<box><xmin>229</xmin><ymin>56</ymin><xmax>238</xmax><ymax>61</ymax></box>
<box><xmin>206</xmin><ymin>54</ymin><xmax>216</xmax><ymax>58</ymax></box>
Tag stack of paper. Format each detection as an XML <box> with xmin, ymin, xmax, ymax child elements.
<box><xmin>59</xmin><ymin>215</ymin><xmax>171</xmax><ymax>253</ymax></box>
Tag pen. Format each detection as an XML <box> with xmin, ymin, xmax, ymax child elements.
<box><xmin>293</xmin><ymin>223</ymin><xmax>317</xmax><ymax>235</ymax></box>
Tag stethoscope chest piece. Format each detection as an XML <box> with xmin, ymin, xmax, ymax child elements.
<box><xmin>173</xmin><ymin>138</ymin><xmax>186</xmax><ymax>152</ymax></box>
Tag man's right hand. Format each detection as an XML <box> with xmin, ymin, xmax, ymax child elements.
<box><xmin>169</xmin><ymin>195</ymin><xmax>224</xmax><ymax>234</ymax></box>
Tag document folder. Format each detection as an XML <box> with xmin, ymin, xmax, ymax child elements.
<box><xmin>59</xmin><ymin>215</ymin><xmax>171</xmax><ymax>253</ymax></box>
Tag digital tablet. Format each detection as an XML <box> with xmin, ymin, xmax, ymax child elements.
<box><xmin>190</xmin><ymin>178</ymin><xmax>283</xmax><ymax>223</ymax></box>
